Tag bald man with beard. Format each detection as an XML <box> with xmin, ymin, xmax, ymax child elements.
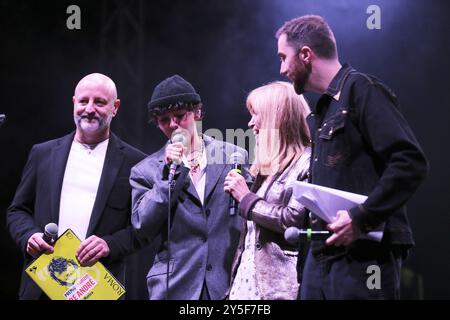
<box><xmin>7</xmin><ymin>73</ymin><xmax>146</xmax><ymax>299</ymax></box>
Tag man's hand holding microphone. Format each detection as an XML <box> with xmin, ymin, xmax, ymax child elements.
<box><xmin>165</xmin><ymin>130</ymin><xmax>188</xmax><ymax>182</ymax></box>
<box><xmin>26</xmin><ymin>223</ymin><xmax>58</xmax><ymax>258</ymax></box>
<box><xmin>26</xmin><ymin>222</ymin><xmax>110</xmax><ymax>266</ymax></box>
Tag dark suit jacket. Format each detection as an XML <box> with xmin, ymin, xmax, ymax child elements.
<box><xmin>6</xmin><ymin>132</ymin><xmax>146</xmax><ymax>299</ymax></box>
<box><xmin>130</xmin><ymin>135</ymin><xmax>246</xmax><ymax>300</ymax></box>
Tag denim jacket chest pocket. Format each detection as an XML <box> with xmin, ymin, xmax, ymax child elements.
<box><xmin>318</xmin><ymin>106</ymin><xmax>349</xmax><ymax>140</ymax></box>
<box><xmin>316</xmin><ymin>106</ymin><xmax>351</xmax><ymax>169</ymax></box>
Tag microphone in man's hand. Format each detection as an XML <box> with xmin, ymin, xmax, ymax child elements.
<box><xmin>284</xmin><ymin>226</ymin><xmax>330</xmax><ymax>244</ymax></box>
<box><xmin>168</xmin><ymin>131</ymin><xmax>188</xmax><ymax>182</ymax></box>
<box><xmin>228</xmin><ymin>151</ymin><xmax>245</xmax><ymax>216</ymax></box>
<box><xmin>42</xmin><ymin>223</ymin><xmax>58</xmax><ymax>244</ymax></box>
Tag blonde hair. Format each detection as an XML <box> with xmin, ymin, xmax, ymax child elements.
<box><xmin>247</xmin><ymin>81</ymin><xmax>310</xmax><ymax>177</ymax></box>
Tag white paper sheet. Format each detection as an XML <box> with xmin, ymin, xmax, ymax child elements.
<box><xmin>289</xmin><ymin>181</ymin><xmax>384</xmax><ymax>242</ymax></box>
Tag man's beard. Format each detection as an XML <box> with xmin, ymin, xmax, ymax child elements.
<box><xmin>75</xmin><ymin>114</ymin><xmax>111</xmax><ymax>133</ymax></box>
<box><xmin>292</xmin><ymin>59</ymin><xmax>312</xmax><ymax>95</ymax></box>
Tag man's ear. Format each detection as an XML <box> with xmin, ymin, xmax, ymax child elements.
<box><xmin>298</xmin><ymin>46</ymin><xmax>313</xmax><ymax>64</ymax></box>
<box><xmin>113</xmin><ymin>99</ymin><xmax>120</xmax><ymax>116</ymax></box>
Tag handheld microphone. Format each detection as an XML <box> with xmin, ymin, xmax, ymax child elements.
<box><xmin>228</xmin><ymin>152</ymin><xmax>245</xmax><ymax>216</ymax></box>
<box><xmin>42</xmin><ymin>223</ymin><xmax>58</xmax><ymax>244</ymax></box>
<box><xmin>284</xmin><ymin>226</ymin><xmax>330</xmax><ymax>244</ymax></box>
<box><xmin>0</xmin><ymin>114</ymin><xmax>5</xmax><ymax>128</ymax></box>
<box><xmin>168</xmin><ymin>132</ymin><xmax>187</xmax><ymax>183</ymax></box>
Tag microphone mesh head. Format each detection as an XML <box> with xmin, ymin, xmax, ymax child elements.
<box><xmin>229</xmin><ymin>152</ymin><xmax>245</xmax><ymax>164</ymax></box>
<box><xmin>284</xmin><ymin>227</ymin><xmax>300</xmax><ymax>244</ymax></box>
<box><xmin>171</xmin><ymin>131</ymin><xmax>188</xmax><ymax>147</ymax></box>
<box><xmin>45</xmin><ymin>223</ymin><xmax>58</xmax><ymax>237</ymax></box>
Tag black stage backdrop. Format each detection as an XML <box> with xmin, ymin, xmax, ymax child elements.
<box><xmin>1</xmin><ymin>0</ymin><xmax>449</xmax><ymax>299</ymax></box>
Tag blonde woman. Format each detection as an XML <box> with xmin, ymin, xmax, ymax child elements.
<box><xmin>224</xmin><ymin>81</ymin><xmax>311</xmax><ymax>300</ymax></box>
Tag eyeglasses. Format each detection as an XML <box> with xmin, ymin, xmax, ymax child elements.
<box><xmin>156</xmin><ymin>111</ymin><xmax>189</xmax><ymax>125</ymax></box>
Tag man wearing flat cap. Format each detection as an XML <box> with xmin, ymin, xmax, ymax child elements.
<box><xmin>130</xmin><ymin>75</ymin><xmax>247</xmax><ymax>300</ymax></box>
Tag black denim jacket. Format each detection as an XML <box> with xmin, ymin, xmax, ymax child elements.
<box><xmin>307</xmin><ymin>64</ymin><xmax>429</xmax><ymax>249</ymax></box>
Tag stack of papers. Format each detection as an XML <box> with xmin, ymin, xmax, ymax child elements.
<box><xmin>289</xmin><ymin>181</ymin><xmax>384</xmax><ymax>242</ymax></box>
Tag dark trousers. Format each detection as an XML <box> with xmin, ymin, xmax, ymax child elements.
<box><xmin>299</xmin><ymin>242</ymin><xmax>403</xmax><ymax>300</ymax></box>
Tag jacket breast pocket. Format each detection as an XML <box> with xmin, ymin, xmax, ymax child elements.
<box><xmin>318</xmin><ymin>107</ymin><xmax>350</xmax><ymax>168</ymax></box>
<box><xmin>318</xmin><ymin>107</ymin><xmax>348</xmax><ymax>140</ymax></box>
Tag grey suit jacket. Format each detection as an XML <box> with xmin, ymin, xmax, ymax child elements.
<box><xmin>130</xmin><ymin>135</ymin><xmax>246</xmax><ymax>300</ymax></box>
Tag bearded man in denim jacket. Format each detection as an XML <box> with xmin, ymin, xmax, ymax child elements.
<box><xmin>276</xmin><ymin>15</ymin><xmax>429</xmax><ymax>299</ymax></box>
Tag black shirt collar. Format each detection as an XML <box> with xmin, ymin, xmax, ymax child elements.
<box><xmin>323</xmin><ymin>63</ymin><xmax>354</xmax><ymax>101</ymax></box>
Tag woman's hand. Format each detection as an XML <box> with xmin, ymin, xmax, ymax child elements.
<box><xmin>224</xmin><ymin>170</ymin><xmax>251</xmax><ymax>202</ymax></box>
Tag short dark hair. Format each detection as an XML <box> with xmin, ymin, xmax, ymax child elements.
<box><xmin>148</xmin><ymin>102</ymin><xmax>203</xmax><ymax>124</ymax></box>
<box><xmin>276</xmin><ymin>15</ymin><xmax>337</xmax><ymax>59</ymax></box>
